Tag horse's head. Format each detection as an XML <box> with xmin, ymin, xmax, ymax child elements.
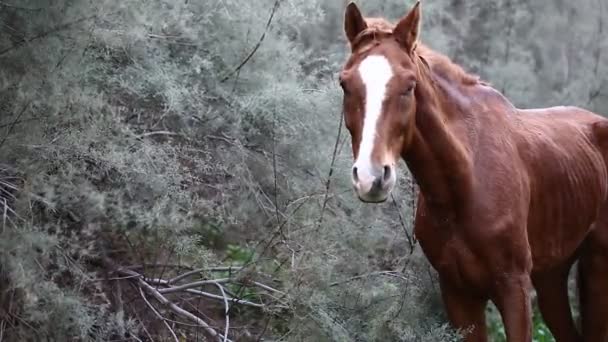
<box><xmin>340</xmin><ymin>1</ymin><xmax>422</xmax><ymax>203</ymax></box>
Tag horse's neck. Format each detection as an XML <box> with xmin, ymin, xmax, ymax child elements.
<box><xmin>403</xmin><ymin>73</ymin><xmax>474</xmax><ymax>221</ymax></box>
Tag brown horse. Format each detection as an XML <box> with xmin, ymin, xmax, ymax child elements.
<box><xmin>339</xmin><ymin>2</ymin><xmax>608</xmax><ymax>341</ymax></box>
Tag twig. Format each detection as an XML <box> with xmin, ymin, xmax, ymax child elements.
<box><xmin>272</xmin><ymin>112</ymin><xmax>281</xmax><ymax>227</ymax></box>
<box><xmin>329</xmin><ymin>271</ymin><xmax>409</xmax><ymax>287</ymax></box>
<box><xmin>2</xmin><ymin>199</ymin><xmax>6</xmax><ymax>230</ymax></box>
<box><xmin>168</xmin><ymin>266</ymin><xmax>242</xmax><ymax>284</ymax></box>
<box><xmin>127</xmin><ymin>284</ymin><xmax>155</xmax><ymax>341</ymax></box>
<box><xmin>0</xmin><ymin>100</ymin><xmax>31</xmax><ymax>150</ymax></box>
<box><xmin>316</xmin><ymin>110</ymin><xmax>345</xmax><ymax>229</ymax></box>
<box><xmin>588</xmin><ymin>0</ymin><xmax>605</xmax><ymax>106</ymax></box>
<box><xmin>251</xmin><ymin>281</ymin><xmax>285</xmax><ymax>295</ymax></box>
<box><xmin>215</xmin><ymin>282</ymin><xmax>230</xmax><ymax>342</ymax></box>
<box><xmin>0</xmin><ymin>319</ymin><xmax>5</xmax><ymax>342</ymax></box>
<box><xmin>0</xmin><ymin>1</ymin><xmax>44</xmax><ymax>10</ymax></box>
<box><xmin>122</xmin><ymin>269</ymin><xmax>270</xmax><ymax>308</ymax></box>
<box><xmin>138</xmin><ymin>287</ymin><xmax>179</xmax><ymax>342</ymax></box>
<box><xmin>126</xmin><ymin>263</ymin><xmax>195</xmax><ymax>270</ymax></box>
<box><xmin>0</xmin><ymin>14</ymin><xmax>99</xmax><ymax>56</ymax></box>
<box><xmin>157</xmin><ymin>278</ymin><xmax>231</xmax><ymax>294</ymax></box>
<box><xmin>390</xmin><ymin>193</ymin><xmax>415</xmax><ymax>254</ymax></box>
<box><xmin>220</xmin><ymin>0</ymin><xmax>282</xmax><ymax>82</ymax></box>
<box><xmin>409</xmin><ymin>176</ymin><xmax>418</xmax><ymax>245</ymax></box>
<box><xmin>184</xmin><ymin>289</ymin><xmax>267</xmax><ymax>308</ymax></box>
<box><xmin>137</xmin><ymin>130</ymin><xmax>182</xmax><ymax>139</ymax></box>
<box><xmin>137</xmin><ymin>267</ymin><xmax>284</xmax><ymax>302</ymax></box>
<box><xmin>0</xmin><ymin>117</ymin><xmax>40</xmax><ymax>129</ymax></box>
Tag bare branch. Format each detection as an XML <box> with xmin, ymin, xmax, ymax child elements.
<box><xmin>0</xmin><ymin>1</ymin><xmax>44</xmax><ymax>10</ymax></box>
<box><xmin>2</xmin><ymin>198</ymin><xmax>7</xmax><ymax>232</ymax></box>
<box><xmin>391</xmin><ymin>193</ymin><xmax>415</xmax><ymax>254</ymax></box>
<box><xmin>220</xmin><ymin>0</ymin><xmax>282</xmax><ymax>82</ymax></box>
<box><xmin>316</xmin><ymin>110</ymin><xmax>345</xmax><ymax>229</ymax></box>
<box><xmin>168</xmin><ymin>266</ymin><xmax>242</xmax><ymax>284</ymax></box>
<box><xmin>214</xmin><ymin>282</ymin><xmax>230</xmax><ymax>342</ymax></box>
<box><xmin>137</xmin><ymin>130</ymin><xmax>182</xmax><ymax>139</ymax></box>
<box><xmin>158</xmin><ymin>278</ymin><xmax>231</xmax><ymax>294</ymax></box>
<box><xmin>329</xmin><ymin>271</ymin><xmax>410</xmax><ymax>287</ymax></box>
<box><xmin>250</xmin><ymin>281</ymin><xmax>285</xmax><ymax>296</ymax></box>
<box><xmin>138</xmin><ymin>287</ymin><xmax>179</xmax><ymax>342</ymax></box>
<box><xmin>183</xmin><ymin>289</ymin><xmax>267</xmax><ymax>308</ymax></box>
<box><xmin>0</xmin><ymin>100</ymin><xmax>31</xmax><ymax>150</ymax></box>
<box><xmin>118</xmin><ymin>269</ymin><xmax>230</xmax><ymax>342</ymax></box>
<box><xmin>0</xmin><ymin>14</ymin><xmax>99</xmax><ymax>56</ymax></box>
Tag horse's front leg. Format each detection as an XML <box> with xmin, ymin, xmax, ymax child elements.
<box><xmin>439</xmin><ymin>276</ymin><xmax>489</xmax><ymax>342</ymax></box>
<box><xmin>492</xmin><ymin>273</ymin><xmax>533</xmax><ymax>342</ymax></box>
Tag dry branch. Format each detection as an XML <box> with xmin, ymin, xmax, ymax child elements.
<box><xmin>0</xmin><ymin>14</ymin><xmax>99</xmax><ymax>56</ymax></box>
<box><xmin>0</xmin><ymin>100</ymin><xmax>31</xmax><ymax>150</ymax></box>
<box><xmin>391</xmin><ymin>193</ymin><xmax>415</xmax><ymax>254</ymax></box>
<box><xmin>138</xmin><ymin>287</ymin><xmax>179</xmax><ymax>342</ymax></box>
<box><xmin>168</xmin><ymin>266</ymin><xmax>242</xmax><ymax>284</ymax></box>
<box><xmin>329</xmin><ymin>271</ymin><xmax>410</xmax><ymax>287</ymax></box>
<box><xmin>220</xmin><ymin>0</ymin><xmax>282</xmax><ymax>82</ymax></box>
<box><xmin>157</xmin><ymin>278</ymin><xmax>231</xmax><ymax>294</ymax></box>
<box><xmin>214</xmin><ymin>282</ymin><xmax>230</xmax><ymax>342</ymax></box>
<box><xmin>118</xmin><ymin>268</ymin><xmax>231</xmax><ymax>342</ymax></box>
<box><xmin>316</xmin><ymin>110</ymin><xmax>345</xmax><ymax>229</ymax></box>
<box><xmin>183</xmin><ymin>288</ymin><xmax>266</xmax><ymax>308</ymax></box>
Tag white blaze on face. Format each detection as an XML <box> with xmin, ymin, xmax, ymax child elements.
<box><xmin>353</xmin><ymin>55</ymin><xmax>393</xmax><ymax>187</ymax></box>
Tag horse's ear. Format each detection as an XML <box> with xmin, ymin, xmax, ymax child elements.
<box><xmin>393</xmin><ymin>1</ymin><xmax>421</xmax><ymax>53</ymax></box>
<box><xmin>344</xmin><ymin>2</ymin><xmax>367</xmax><ymax>46</ymax></box>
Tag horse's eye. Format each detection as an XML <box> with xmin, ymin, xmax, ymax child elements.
<box><xmin>401</xmin><ymin>82</ymin><xmax>416</xmax><ymax>97</ymax></box>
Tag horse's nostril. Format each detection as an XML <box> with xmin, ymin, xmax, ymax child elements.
<box><xmin>352</xmin><ymin>166</ymin><xmax>359</xmax><ymax>182</ymax></box>
<box><xmin>382</xmin><ymin>165</ymin><xmax>391</xmax><ymax>182</ymax></box>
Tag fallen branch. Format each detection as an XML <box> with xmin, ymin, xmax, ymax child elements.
<box><xmin>168</xmin><ymin>266</ymin><xmax>242</xmax><ymax>284</ymax></box>
<box><xmin>118</xmin><ymin>269</ymin><xmax>231</xmax><ymax>342</ymax></box>
<box><xmin>214</xmin><ymin>282</ymin><xmax>230</xmax><ymax>342</ymax></box>
<box><xmin>183</xmin><ymin>288</ymin><xmax>268</xmax><ymax>308</ymax></box>
<box><xmin>138</xmin><ymin>287</ymin><xmax>179</xmax><ymax>342</ymax></box>
<box><xmin>158</xmin><ymin>278</ymin><xmax>231</xmax><ymax>294</ymax></box>
<box><xmin>116</xmin><ymin>267</ymin><xmax>287</xmax><ymax>309</ymax></box>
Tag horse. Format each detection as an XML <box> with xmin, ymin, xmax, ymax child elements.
<box><xmin>338</xmin><ymin>2</ymin><xmax>608</xmax><ymax>341</ymax></box>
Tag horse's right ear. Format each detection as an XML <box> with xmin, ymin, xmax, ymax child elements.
<box><xmin>344</xmin><ymin>2</ymin><xmax>367</xmax><ymax>46</ymax></box>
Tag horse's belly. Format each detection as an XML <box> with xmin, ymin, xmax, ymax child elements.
<box><xmin>527</xmin><ymin>162</ymin><xmax>607</xmax><ymax>270</ymax></box>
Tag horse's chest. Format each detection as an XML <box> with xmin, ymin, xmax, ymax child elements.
<box><xmin>418</xmin><ymin>232</ymin><xmax>490</xmax><ymax>291</ymax></box>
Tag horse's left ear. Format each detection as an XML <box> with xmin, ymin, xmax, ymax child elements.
<box><xmin>344</xmin><ymin>2</ymin><xmax>368</xmax><ymax>47</ymax></box>
<box><xmin>393</xmin><ymin>1</ymin><xmax>421</xmax><ymax>53</ymax></box>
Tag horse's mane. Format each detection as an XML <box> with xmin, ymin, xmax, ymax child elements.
<box><xmin>357</xmin><ymin>17</ymin><xmax>482</xmax><ymax>86</ymax></box>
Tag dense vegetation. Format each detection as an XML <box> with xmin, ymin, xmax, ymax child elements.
<box><xmin>0</xmin><ymin>0</ymin><xmax>606</xmax><ymax>341</ymax></box>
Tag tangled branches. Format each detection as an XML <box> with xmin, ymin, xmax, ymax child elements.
<box><xmin>112</xmin><ymin>265</ymin><xmax>288</xmax><ymax>341</ymax></box>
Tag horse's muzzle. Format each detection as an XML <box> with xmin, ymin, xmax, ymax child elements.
<box><xmin>352</xmin><ymin>164</ymin><xmax>396</xmax><ymax>203</ymax></box>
